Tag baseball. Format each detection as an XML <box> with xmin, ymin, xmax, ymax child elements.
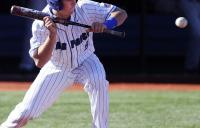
<box><xmin>175</xmin><ymin>17</ymin><xmax>188</xmax><ymax>29</ymax></box>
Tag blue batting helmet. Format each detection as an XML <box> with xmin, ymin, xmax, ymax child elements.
<box><xmin>47</xmin><ymin>0</ymin><xmax>63</xmax><ymax>10</ymax></box>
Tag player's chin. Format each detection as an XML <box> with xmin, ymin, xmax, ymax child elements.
<box><xmin>62</xmin><ymin>7</ymin><xmax>74</xmax><ymax>14</ymax></box>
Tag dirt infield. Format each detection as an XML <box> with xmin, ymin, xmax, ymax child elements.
<box><xmin>0</xmin><ymin>82</ymin><xmax>200</xmax><ymax>91</ymax></box>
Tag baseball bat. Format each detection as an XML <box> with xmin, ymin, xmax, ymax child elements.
<box><xmin>10</xmin><ymin>5</ymin><xmax>125</xmax><ymax>38</ymax></box>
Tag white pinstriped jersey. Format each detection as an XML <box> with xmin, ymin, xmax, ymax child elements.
<box><xmin>29</xmin><ymin>0</ymin><xmax>116</xmax><ymax>69</ymax></box>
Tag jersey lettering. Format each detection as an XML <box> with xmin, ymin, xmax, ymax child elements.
<box><xmin>70</xmin><ymin>32</ymin><xmax>89</xmax><ymax>48</ymax></box>
<box><xmin>56</xmin><ymin>42</ymin><xmax>67</xmax><ymax>50</ymax></box>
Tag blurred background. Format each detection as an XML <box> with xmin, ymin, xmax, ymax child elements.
<box><xmin>0</xmin><ymin>0</ymin><xmax>199</xmax><ymax>83</ymax></box>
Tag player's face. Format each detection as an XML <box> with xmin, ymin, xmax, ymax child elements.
<box><xmin>61</xmin><ymin>0</ymin><xmax>76</xmax><ymax>14</ymax></box>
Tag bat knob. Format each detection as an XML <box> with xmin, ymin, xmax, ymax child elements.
<box><xmin>121</xmin><ymin>32</ymin><xmax>126</xmax><ymax>38</ymax></box>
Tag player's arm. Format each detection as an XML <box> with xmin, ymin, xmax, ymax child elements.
<box><xmin>88</xmin><ymin>7</ymin><xmax>128</xmax><ymax>33</ymax></box>
<box><xmin>32</xmin><ymin>17</ymin><xmax>57</xmax><ymax>68</ymax></box>
<box><xmin>108</xmin><ymin>7</ymin><xmax>128</xmax><ymax>27</ymax></box>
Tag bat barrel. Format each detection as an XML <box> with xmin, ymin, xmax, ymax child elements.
<box><xmin>10</xmin><ymin>5</ymin><xmax>18</xmax><ymax>16</ymax></box>
<box><xmin>10</xmin><ymin>5</ymin><xmax>49</xmax><ymax>20</ymax></box>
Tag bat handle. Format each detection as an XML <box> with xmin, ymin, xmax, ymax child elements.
<box><xmin>53</xmin><ymin>19</ymin><xmax>125</xmax><ymax>38</ymax></box>
<box><xmin>104</xmin><ymin>29</ymin><xmax>126</xmax><ymax>38</ymax></box>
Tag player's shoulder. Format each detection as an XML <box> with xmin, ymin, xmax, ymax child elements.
<box><xmin>32</xmin><ymin>20</ymin><xmax>47</xmax><ymax>33</ymax></box>
<box><xmin>77</xmin><ymin>0</ymin><xmax>115</xmax><ymax>10</ymax></box>
<box><xmin>77</xmin><ymin>0</ymin><xmax>99</xmax><ymax>8</ymax></box>
<box><xmin>32</xmin><ymin>20</ymin><xmax>44</xmax><ymax>29</ymax></box>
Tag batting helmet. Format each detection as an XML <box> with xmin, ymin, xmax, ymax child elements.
<box><xmin>47</xmin><ymin>0</ymin><xmax>63</xmax><ymax>10</ymax></box>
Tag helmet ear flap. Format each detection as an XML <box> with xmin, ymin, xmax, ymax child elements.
<box><xmin>47</xmin><ymin>0</ymin><xmax>63</xmax><ymax>10</ymax></box>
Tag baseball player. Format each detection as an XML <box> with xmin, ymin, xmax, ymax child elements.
<box><xmin>0</xmin><ymin>0</ymin><xmax>127</xmax><ymax>127</ymax></box>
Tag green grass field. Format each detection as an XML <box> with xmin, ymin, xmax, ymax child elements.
<box><xmin>1</xmin><ymin>90</ymin><xmax>200</xmax><ymax>128</ymax></box>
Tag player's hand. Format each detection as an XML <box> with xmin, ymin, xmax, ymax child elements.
<box><xmin>43</xmin><ymin>16</ymin><xmax>57</xmax><ymax>36</ymax></box>
<box><xmin>87</xmin><ymin>22</ymin><xmax>106</xmax><ymax>33</ymax></box>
